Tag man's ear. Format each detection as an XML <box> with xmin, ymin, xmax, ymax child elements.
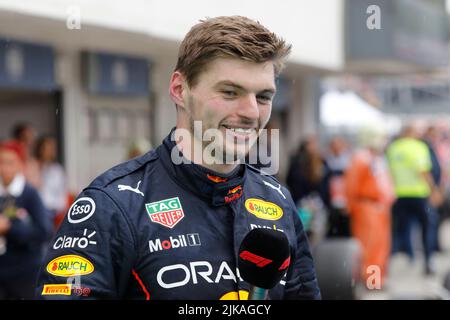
<box><xmin>169</xmin><ymin>71</ymin><xmax>187</xmax><ymax>109</ymax></box>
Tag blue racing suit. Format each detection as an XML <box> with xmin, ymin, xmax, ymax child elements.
<box><xmin>35</xmin><ymin>129</ymin><xmax>321</xmax><ymax>300</ymax></box>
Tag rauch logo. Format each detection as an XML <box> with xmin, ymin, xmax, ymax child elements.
<box><xmin>46</xmin><ymin>255</ymin><xmax>94</xmax><ymax>277</ymax></box>
<box><xmin>245</xmin><ymin>199</ymin><xmax>283</xmax><ymax>221</ymax></box>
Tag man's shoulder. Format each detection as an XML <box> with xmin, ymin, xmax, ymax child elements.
<box><xmin>245</xmin><ymin>164</ymin><xmax>293</xmax><ymax>203</ymax></box>
<box><xmin>22</xmin><ymin>182</ymin><xmax>41</xmax><ymax>200</ymax></box>
<box><xmin>401</xmin><ymin>139</ymin><xmax>430</xmax><ymax>157</ymax></box>
<box><xmin>246</xmin><ymin>164</ymin><xmax>282</xmax><ymax>184</ymax></box>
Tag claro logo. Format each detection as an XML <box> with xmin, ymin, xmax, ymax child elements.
<box><xmin>46</xmin><ymin>255</ymin><xmax>94</xmax><ymax>277</ymax></box>
<box><xmin>245</xmin><ymin>199</ymin><xmax>283</xmax><ymax>221</ymax></box>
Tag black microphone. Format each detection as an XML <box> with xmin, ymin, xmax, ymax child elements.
<box><xmin>238</xmin><ymin>228</ymin><xmax>291</xmax><ymax>300</ymax></box>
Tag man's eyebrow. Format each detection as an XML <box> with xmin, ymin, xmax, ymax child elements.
<box><xmin>214</xmin><ymin>80</ymin><xmax>276</xmax><ymax>94</ymax></box>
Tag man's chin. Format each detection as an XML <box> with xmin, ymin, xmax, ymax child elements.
<box><xmin>220</xmin><ymin>145</ymin><xmax>249</xmax><ymax>164</ymax></box>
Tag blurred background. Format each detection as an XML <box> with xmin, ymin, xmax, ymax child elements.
<box><xmin>0</xmin><ymin>0</ymin><xmax>450</xmax><ymax>299</ymax></box>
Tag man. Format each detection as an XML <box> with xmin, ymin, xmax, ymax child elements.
<box><xmin>386</xmin><ymin>124</ymin><xmax>438</xmax><ymax>275</ymax></box>
<box><xmin>36</xmin><ymin>16</ymin><xmax>321</xmax><ymax>300</ymax></box>
<box><xmin>12</xmin><ymin>123</ymin><xmax>36</xmax><ymax>154</ymax></box>
<box><xmin>11</xmin><ymin>122</ymin><xmax>41</xmax><ymax>188</ymax></box>
<box><xmin>0</xmin><ymin>140</ymin><xmax>52</xmax><ymax>299</ymax></box>
<box><xmin>324</xmin><ymin>136</ymin><xmax>352</xmax><ymax>238</ymax></box>
<box><xmin>422</xmin><ymin>126</ymin><xmax>444</xmax><ymax>253</ymax></box>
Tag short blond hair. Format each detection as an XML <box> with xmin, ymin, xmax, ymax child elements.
<box><xmin>175</xmin><ymin>16</ymin><xmax>291</xmax><ymax>87</ymax></box>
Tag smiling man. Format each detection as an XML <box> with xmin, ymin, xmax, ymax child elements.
<box><xmin>172</xmin><ymin>57</ymin><xmax>275</xmax><ymax>170</ymax></box>
<box><xmin>36</xmin><ymin>16</ymin><xmax>321</xmax><ymax>300</ymax></box>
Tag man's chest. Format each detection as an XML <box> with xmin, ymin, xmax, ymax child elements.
<box><xmin>125</xmin><ymin>192</ymin><xmax>291</xmax><ymax>300</ymax></box>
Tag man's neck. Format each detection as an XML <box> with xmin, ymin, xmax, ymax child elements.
<box><xmin>174</xmin><ymin>128</ymin><xmax>240</xmax><ymax>175</ymax></box>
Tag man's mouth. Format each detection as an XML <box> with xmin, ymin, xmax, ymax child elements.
<box><xmin>221</xmin><ymin>125</ymin><xmax>257</xmax><ymax>136</ymax></box>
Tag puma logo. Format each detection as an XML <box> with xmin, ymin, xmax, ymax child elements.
<box><xmin>118</xmin><ymin>180</ymin><xmax>144</xmax><ymax>197</ymax></box>
<box><xmin>263</xmin><ymin>181</ymin><xmax>286</xmax><ymax>199</ymax></box>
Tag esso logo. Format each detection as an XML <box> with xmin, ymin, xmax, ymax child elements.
<box><xmin>68</xmin><ymin>197</ymin><xmax>96</xmax><ymax>224</ymax></box>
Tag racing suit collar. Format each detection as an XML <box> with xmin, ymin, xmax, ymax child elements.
<box><xmin>157</xmin><ymin>128</ymin><xmax>246</xmax><ymax>206</ymax></box>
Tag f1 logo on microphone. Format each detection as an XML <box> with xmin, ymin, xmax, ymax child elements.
<box><xmin>278</xmin><ymin>256</ymin><xmax>291</xmax><ymax>271</ymax></box>
<box><xmin>239</xmin><ymin>250</ymin><xmax>273</xmax><ymax>267</ymax></box>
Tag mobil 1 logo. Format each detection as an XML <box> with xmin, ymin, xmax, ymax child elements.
<box><xmin>68</xmin><ymin>197</ymin><xmax>96</xmax><ymax>224</ymax></box>
<box><xmin>149</xmin><ymin>233</ymin><xmax>201</xmax><ymax>253</ymax></box>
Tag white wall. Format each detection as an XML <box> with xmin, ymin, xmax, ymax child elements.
<box><xmin>0</xmin><ymin>0</ymin><xmax>344</xmax><ymax>71</ymax></box>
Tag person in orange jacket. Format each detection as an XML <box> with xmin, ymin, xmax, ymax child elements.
<box><xmin>345</xmin><ymin>128</ymin><xmax>395</xmax><ymax>287</ymax></box>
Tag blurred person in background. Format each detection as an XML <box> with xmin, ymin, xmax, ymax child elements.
<box><xmin>11</xmin><ymin>123</ymin><xmax>41</xmax><ymax>189</ymax></box>
<box><xmin>0</xmin><ymin>140</ymin><xmax>52</xmax><ymax>299</ymax></box>
<box><xmin>435</xmin><ymin>125</ymin><xmax>450</xmax><ymax>222</ymax></box>
<box><xmin>422</xmin><ymin>126</ymin><xmax>444</xmax><ymax>253</ymax></box>
<box><xmin>12</xmin><ymin>123</ymin><xmax>35</xmax><ymax>155</ymax></box>
<box><xmin>345</xmin><ymin>127</ymin><xmax>394</xmax><ymax>286</ymax></box>
<box><xmin>287</xmin><ymin>136</ymin><xmax>329</xmax><ymax>205</ymax></box>
<box><xmin>324</xmin><ymin>136</ymin><xmax>352</xmax><ymax>238</ymax></box>
<box><xmin>34</xmin><ymin>136</ymin><xmax>67</xmax><ymax>228</ymax></box>
<box><xmin>386</xmin><ymin>124</ymin><xmax>439</xmax><ymax>275</ymax></box>
<box><xmin>286</xmin><ymin>136</ymin><xmax>330</xmax><ymax>244</ymax></box>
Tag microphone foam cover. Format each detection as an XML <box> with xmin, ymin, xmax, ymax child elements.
<box><xmin>238</xmin><ymin>228</ymin><xmax>291</xmax><ymax>289</ymax></box>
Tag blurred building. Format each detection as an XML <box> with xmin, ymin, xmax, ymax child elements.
<box><xmin>320</xmin><ymin>0</ymin><xmax>450</xmax><ymax>145</ymax></box>
<box><xmin>0</xmin><ymin>0</ymin><xmax>448</xmax><ymax>193</ymax></box>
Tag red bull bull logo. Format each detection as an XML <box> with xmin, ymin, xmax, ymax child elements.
<box><xmin>207</xmin><ymin>174</ymin><xmax>228</xmax><ymax>183</ymax></box>
<box><xmin>224</xmin><ymin>185</ymin><xmax>243</xmax><ymax>203</ymax></box>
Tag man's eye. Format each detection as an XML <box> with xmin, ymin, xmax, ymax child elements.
<box><xmin>222</xmin><ymin>90</ymin><xmax>237</xmax><ymax>98</ymax></box>
<box><xmin>257</xmin><ymin>95</ymin><xmax>272</xmax><ymax>104</ymax></box>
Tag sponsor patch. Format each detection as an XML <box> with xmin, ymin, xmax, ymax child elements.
<box><xmin>224</xmin><ymin>185</ymin><xmax>243</xmax><ymax>203</ymax></box>
<box><xmin>46</xmin><ymin>255</ymin><xmax>94</xmax><ymax>277</ymax></box>
<box><xmin>53</xmin><ymin>229</ymin><xmax>97</xmax><ymax>250</ymax></box>
<box><xmin>156</xmin><ymin>260</ymin><xmax>243</xmax><ymax>289</ymax></box>
<box><xmin>245</xmin><ymin>198</ymin><xmax>283</xmax><ymax>221</ymax></box>
<box><xmin>42</xmin><ymin>284</ymin><xmax>72</xmax><ymax>296</ymax></box>
<box><xmin>220</xmin><ymin>290</ymin><xmax>249</xmax><ymax>300</ymax></box>
<box><xmin>67</xmin><ymin>197</ymin><xmax>96</xmax><ymax>224</ymax></box>
<box><xmin>145</xmin><ymin>197</ymin><xmax>184</xmax><ymax>228</ymax></box>
<box><xmin>41</xmin><ymin>284</ymin><xmax>91</xmax><ymax>297</ymax></box>
<box><xmin>73</xmin><ymin>286</ymin><xmax>91</xmax><ymax>297</ymax></box>
<box><xmin>207</xmin><ymin>174</ymin><xmax>228</xmax><ymax>183</ymax></box>
<box><xmin>250</xmin><ymin>223</ymin><xmax>284</xmax><ymax>233</ymax></box>
<box><xmin>149</xmin><ymin>233</ymin><xmax>201</xmax><ymax>253</ymax></box>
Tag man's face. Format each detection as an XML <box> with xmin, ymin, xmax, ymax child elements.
<box><xmin>0</xmin><ymin>149</ymin><xmax>23</xmax><ymax>185</ymax></box>
<box><xmin>180</xmin><ymin>58</ymin><xmax>276</xmax><ymax>163</ymax></box>
<box><xmin>330</xmin><ymin>138</ymin><xmax>347</xmax><ymax>155</ymax></box>
<box><xmin>21</xmin><ymin>127</ymin><xmax>36</xmax><ymax>148</ymax></box>
<box><xmin>41</xmin><ymin>138</ymin><xmax>57</xmax><ymax>162</ymax></box>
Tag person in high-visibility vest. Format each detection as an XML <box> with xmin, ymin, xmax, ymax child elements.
<box><xmin>345</xmin><ymin>127</ymin><xmax>394</xmax><ymax>286</ymax></box>
<box><xmin>386</xmin><ymin>124</ymin><xmax>439</xmax><ymax>275</ymax></box>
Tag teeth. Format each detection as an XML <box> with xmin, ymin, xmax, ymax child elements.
<box><xmin>228</xmin><ymin>128</ymin><xmax>254</xmax><ymax>134</ymax></box>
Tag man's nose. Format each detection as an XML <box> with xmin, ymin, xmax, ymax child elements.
<box><xmin>236</xmin><ymin>94</ymin><xmax>260</xmax><ymax>121</ymax></box>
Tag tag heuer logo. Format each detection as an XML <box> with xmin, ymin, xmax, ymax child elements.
<box><xmin>145</xmin><ymin>197</ymin><xmax>185</xmax><ymax>228</ymax></box>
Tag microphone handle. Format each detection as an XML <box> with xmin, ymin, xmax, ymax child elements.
<box><xmin>248</xmin><ymin>286</ymin><xmax>268</xmax><ymax>300</ymax></box>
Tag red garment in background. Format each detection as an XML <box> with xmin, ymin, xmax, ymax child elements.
<box><xmin>345</xmin><ymin>150</ymin><xmax>395</xmax><ymax>284</ymax></box>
